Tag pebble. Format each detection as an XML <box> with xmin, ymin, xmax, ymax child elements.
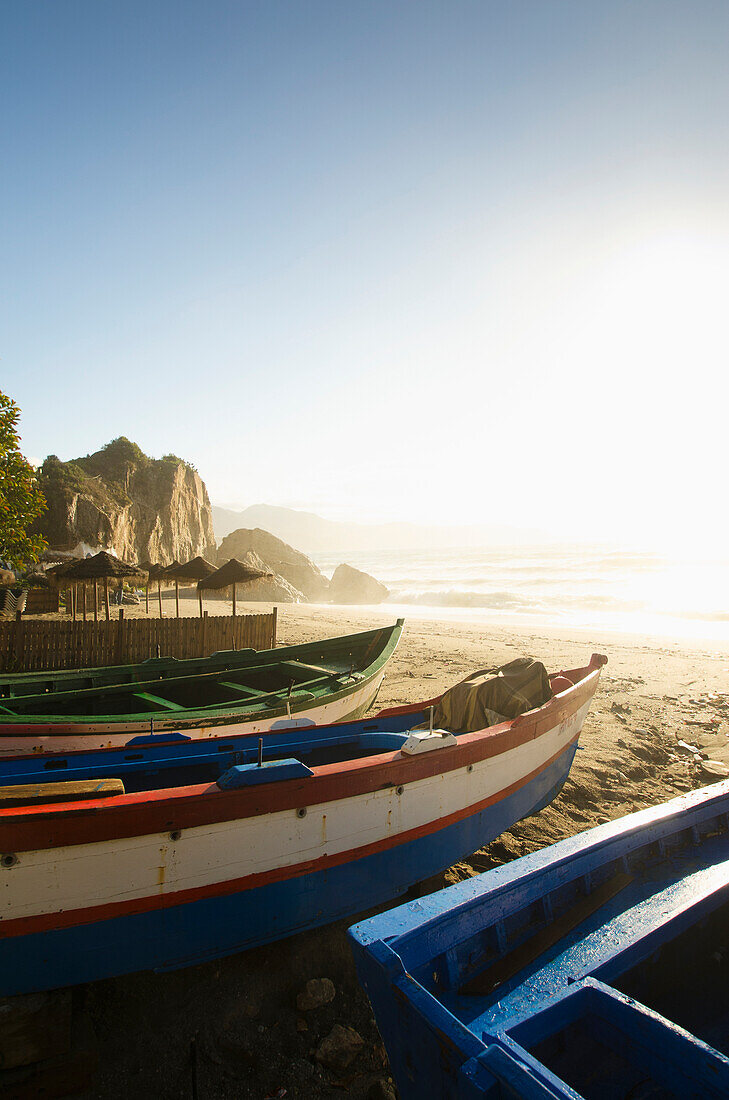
<box><xmin>314</xmin><ymin>1024</ymin><xmax>364</xmax><ymax>1071</ymax></box>
<box><xmin>296</xmin><ymin>977</ymin><xmax>336</xmax><ymax>1011</ymax></box>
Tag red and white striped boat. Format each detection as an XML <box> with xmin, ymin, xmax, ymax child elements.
<box><xmin>0</xmin><ymin>654</ymin><xmax>606</xmax><ymax>996</ymax></box>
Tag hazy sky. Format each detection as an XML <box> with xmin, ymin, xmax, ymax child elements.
<box><xmin>3</xmin><ymin>1</ymin><xmax>728</xmax><ymax>551</ymax></box>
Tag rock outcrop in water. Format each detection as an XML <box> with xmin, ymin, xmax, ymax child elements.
<box><xmin>329</xmin><ymin>563</ymin><xmax>389</xmax><ymax>604</ymax></box>
<box><xmin>203</xmin><ymin>550</ymin><xmax>305</xmax><ymax>604</ymax></box>
<box><xmin>217</xmin><ymin>528</ymin><xmax>329</xmax><ymax>601</ymax></box>
<box><xmin>34</xmin><ymin>438</ymin><xmax>216</xmax><ymax>565</ymax></box>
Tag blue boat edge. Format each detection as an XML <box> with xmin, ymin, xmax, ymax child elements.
<box><xmin>348</xmin><ymin>778</ymin><xmax>729</xmax><ymax>1099</ymax></box>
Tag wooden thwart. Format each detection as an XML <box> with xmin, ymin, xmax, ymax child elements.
<box><xmin>0</xmin><ymin>779</ymin><xmax>125</xmax><ymax>807</ymax></box>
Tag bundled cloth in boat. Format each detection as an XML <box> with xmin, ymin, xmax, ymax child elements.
<box><xmin>434</xmin><ymin>657</ymin><xmax>552</xmax><ymax>733</ymax></box>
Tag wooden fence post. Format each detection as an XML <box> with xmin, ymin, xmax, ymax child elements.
<box><xmin>117</xmin><ymin>609</ymin><xmax>125</xmax><ymax>664</ymax></box>
<box><xmin>272</xmin><ymin>606</ymin><xmax>278</xmax><ymax>648</ymax></box>
<box><xmin>13</xmin><ymin>611</ymin><xmax>23</xmax><ymax>670</ymax></box>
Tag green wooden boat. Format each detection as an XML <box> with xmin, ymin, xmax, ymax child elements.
<box><xmin>0</xmin><ymin>620</ymin><xmax>404</xmax><ymax>755</ymax></box>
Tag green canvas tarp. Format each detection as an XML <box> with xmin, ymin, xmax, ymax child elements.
<box><xmin>434</xmin><ymin>657</ymin><xmax>553</xmax><ymax>733</ymax></box>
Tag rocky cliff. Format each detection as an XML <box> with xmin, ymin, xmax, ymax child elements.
<box><xmin>34</xmin><ymin>438</ymin><xmax>216</xmax><ymax>565</ymax></box>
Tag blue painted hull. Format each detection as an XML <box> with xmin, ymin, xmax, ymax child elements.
<box><xmin>0</xmin><ymin>741</ymin><xmax>576</xmax><ymax>995</ymax></box>
<box><xmin>349</xmin><ymin>780</ymin><xmax>729</xmax><ymax>1100</ymax></box>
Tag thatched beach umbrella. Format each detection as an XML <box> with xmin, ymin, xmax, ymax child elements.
<box><xmin>138</xmin><ymin>561</ymin><xmax>153</xmax><ymax>614</ymax></box>
<box><xmin>172</xmin><ymin>557</ymin><xmax>217</xmax><ymax>617</ymax></box>
<box><xmin>45</xmin><ymin>559</ymin><xmax>83</xmax><ymax>619</ymax></box>
<box><xmin>144</xmin><ymin>563</ymin><xmax>167</xmax><ymax>618</ymax></box>
<box><xmin>64</xmin><ymin>552</ymin><xmax>146</xmax><ymax>623</ymax></box>
<box><xmin>161</xmin><ymin>560</ymin><xmax>183</xmax><ymax>617</ymax></box>
<box><xmin>197</xmin><ymin>558</ymin><xmax>270</xmax><ymax>616</ymax></box>
<box><xmin>39</xmin><ymin>549</ymin><xmax>77</xmax><ymax>566</ymax></box>
<box><xmin>21</xmin><ymin>572</ymin><xmax>51</xmax><ymax>588</ymax></box>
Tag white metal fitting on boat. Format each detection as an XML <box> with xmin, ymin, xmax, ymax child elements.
<box><xmin>401</xmin><ymin>729</ymin><xmax>457</xmax><ymax>755</ymax></box>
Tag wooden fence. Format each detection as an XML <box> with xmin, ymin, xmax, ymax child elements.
<box><xmin>0</xmin><ymin>610</ymin><xmax>277</xmax><ymax>673</ymax></box>
<box><xmin>25</xmin><ymin>588</ymin><xmax>60</xmax><ymax>615</ymax></box>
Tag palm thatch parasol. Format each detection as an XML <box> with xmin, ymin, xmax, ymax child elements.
<box><xmin>64</xmin><ymin>552</ymin><xmax>147</xmax><ymax>622</ymax></box>
<box><xmin>160</xmin><ymin>560</ymin><xmax>184</xmax><ymax>617</ymax></box>
<box><xmin>46</xmin><ymin>560</ymin><xmax>77</xmax><ymax>580</ymax></box>
<box><xmin>39</xmin><ymin>549</ymin><xmax>77</xmax><ymax>565</ymax></box>
<box><xmin>141</xmin><ymin>562</ymin><xmax>166</xmax><ymax>618</ymax></box>
<box><xmin>45</xmin><ymin>559</ymin><xmax>84</xmax><ymax>617</ymax></box>
<box><xmin>197</xmin><ymin>558</ymin><xmax>271</xmax><ymax>616</ymax></box>
<box><xmin>138</xmin><ymin>561</ymin><xmax>152</xmax><ymax>614</ymax></box>
<box><xmin>172</xmin><ymin>557</ymin><xmax>217</xmax><ymax>617</ymax></box>
<box><xmin>20</xmin><ymin>572</ymin><xmax>52</xmax><ymax>588</ymax></box>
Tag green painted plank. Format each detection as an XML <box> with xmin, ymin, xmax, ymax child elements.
<box><xmin>217</xmin><ymin>682</ymin><xmax>270</xmax><ymax>698</ymax></box>
<box><xmin>131</xmin><ymin>692</ymin><xmax>187</xmax><ymax>712</ymax></box>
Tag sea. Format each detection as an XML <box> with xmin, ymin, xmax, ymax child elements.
<box><xmin>311</xmin><ymin>546</ymin><xmax>729</xmax><ymax>642</ymax></box>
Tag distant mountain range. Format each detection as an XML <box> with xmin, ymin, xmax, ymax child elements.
<box><xmin>211</xmin><ymin>503</ymin><xmax>555</xmax><ymax>554</ymax></box>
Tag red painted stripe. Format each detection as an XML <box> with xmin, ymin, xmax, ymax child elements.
<box><xmin>0</xmin><ymin>735</ymin><xmax>578</xmax><ymax>939</ymax></box>
<box><xmin>0</xmin><ymin>671</ymin><xmax>601</xmax><ymax>853</ymax></box>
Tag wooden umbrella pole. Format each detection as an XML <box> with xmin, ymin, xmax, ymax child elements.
<box><xmin>198</xmin><ymin>587</ymin><xmax>203</xmax><ymax>618</ymax></box>
<box><xmin>104</xmin><ymin>576</ymin><xmax>110</xmax><ymax>622</ymax></box>
<box><xmin>175</xmin><ymin>579</ymin><xmax>180</xmax><ymax>617</ymax></box>
<box><xmin>158</xmin><ymin>580</ymin><xmax>163</xmax><ymax>618</ymax></box>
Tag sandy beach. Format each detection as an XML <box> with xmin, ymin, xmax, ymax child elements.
<box><xmin>60</xmin><ymin>596</ymin><xmax>729</xmax><ymax>1098</ymax></box>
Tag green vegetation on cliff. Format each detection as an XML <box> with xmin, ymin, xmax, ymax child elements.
<box><xmin>34</xmin><ymin>437</ymin><xmax>215</xmax><ymax>563</ymax></box>
<box><xmin>39</xmin><ymin>438</ymin><xmax>198</xmax><ymax>508</ymax></box>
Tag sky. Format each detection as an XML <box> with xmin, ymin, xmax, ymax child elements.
<box><xmin>2</xmin><ymin>1</ymin><xmax>729</xmax><ymax>553</ymax></box>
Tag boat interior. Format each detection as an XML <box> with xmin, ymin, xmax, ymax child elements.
<box><xmin>0</xmin><ymin>710</ymin><xmax>424</xmax><ymax>802</ymax></box>
<box><xmin>0</xmin><ymin>657</ymin><xmax>368</xmax><ymax>719</ymax></box>
<box><xmin>0</xmin><ymin>624</ymin><xmax>401</xmax><ymax>719</ymax></box>
<box><xmin>388</xmin><ymin>798</ymin><xmax>729</xmax><ymax>1099</ymax></box>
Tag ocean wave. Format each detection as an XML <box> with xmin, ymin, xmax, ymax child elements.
<box><xmin>314</xmin><ymin>547</ymin><xmax>728</xmax><ymax>630</ymax></box>
<box><xmin>388</xmin><ymin>588</ymin><xmax>649</xmax><ymax>614</ymax></box>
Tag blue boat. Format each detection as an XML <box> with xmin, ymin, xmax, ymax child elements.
<box><xmin>349</xmin><ymin>780</ymin><xmax>729</xmax><ymax>1099</ymax></box>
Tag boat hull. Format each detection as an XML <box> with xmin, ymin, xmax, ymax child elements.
<box><xmin>0</xmin><ymin>661</ymin><xmax>606</xmax><ymax>996</ymax></box>
<box><xmin>1</xmin><ymin>742</ymin><xmax>576</xmax><ymax>996</ymax></box>
<box><xmin>348</xmin><ymin>775</ymin><xmax>729</xmax><ymax>1100</ymax></box>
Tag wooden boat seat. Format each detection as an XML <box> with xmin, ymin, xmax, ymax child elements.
<box><xmin>279</xmin><ymin>660</ymin><xmax>342</xmax><ymax>680</ymax></box>
<box><xmin>217</xmin><ymin>682</ymin><xmax>272</xmax><ymax>699</ymax></box>
<box><xmin>132</xmin><ymin>692</ymin><xmax>186</xmax><ymax>712</ymax></box>
<box><xmin>0</xmin><ymin>778</ymin><xmax>125</xmax><ymax>807</ymax></box>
